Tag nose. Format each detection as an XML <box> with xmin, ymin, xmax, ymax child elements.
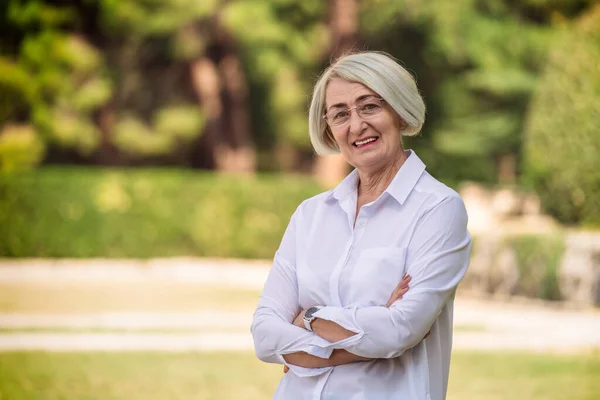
<box><xmin>348</xmin><ymin>108</ymin><xmax>366</xmax><ymax>135</ymax></box>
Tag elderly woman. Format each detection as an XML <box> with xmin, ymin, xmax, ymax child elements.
<box><xmin>251</xmin><ymin>51</ymin><xmax>471</xmax><ymax>400</ymax></box>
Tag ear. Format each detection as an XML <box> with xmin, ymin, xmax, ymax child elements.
<box><xmin>395</xmin><ymin>113</ymin><xmax>409</xmax><ymax>133</ymax></box>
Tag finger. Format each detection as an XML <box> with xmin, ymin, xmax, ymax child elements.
<box><xmin>397</xmin><ymin>286</ymin><xmax>409</xmax><ymax>299</ymax></box>
<box><xmin>283</xmin><ymin>365</ymin><xmax>289</xmax><ymax>373</ymax></box>
<box><xmin>395</xmin><ymin>280</ymin><xmax>411</xmax><ymax>297</ymax></box>
<box><xmin>386</xmin><ymin>286</ymin><xmax>408</xmax><ymax>307</ymax></box>
<box><xmin>400</xmin><ymin>274</ymin><xmax>411</xmax><ymax>287</ymax></box>
<box><xmin>393</xmin><ymin>278</ymin><xmax>410</xmax><ymax>296</ymax></box>
<box><xmin>387</xmin><ymin>275</ymin><xmax>412</xmax><ymax>307</ymax></box>
<box><xmin>395</xmin><ymin>276</ymin><xmax>411</xmax><ymax>293</ymax></box>
<box><xmin>386</xmin><ymin>285</ymin><xmax>403</xmax><ymax>307</ymax></box>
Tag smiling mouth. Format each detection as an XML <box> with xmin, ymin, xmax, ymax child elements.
<box><xmin>353</xmin><ymin>136</ymin><xmax>379</xmax><ymax>147</ymax></box>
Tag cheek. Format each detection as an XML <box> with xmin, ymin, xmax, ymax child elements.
<box><xmin>331</xmin><ymin>131</ymin><xmax>348</xmax><ymax>148</ymax></box>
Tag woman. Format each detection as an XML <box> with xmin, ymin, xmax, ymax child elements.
<box><xmin>251</xmin><ymin>51</ymin><xmax>471</xmax><ymax>400</ymax></box>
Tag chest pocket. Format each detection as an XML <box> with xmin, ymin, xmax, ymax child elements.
<box><xmin>349</xmin><ymin>246</ymin><xmax>407</xmax><ymax>306</ymax></box>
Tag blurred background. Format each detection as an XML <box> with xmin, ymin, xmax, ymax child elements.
<box><xmin>0</xmin><ymin>0</ymin><xmax>599</xmax><ymax>399</ymax></box>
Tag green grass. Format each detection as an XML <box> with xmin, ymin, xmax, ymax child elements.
<box><xmin>448</xmin><ymin>351</ymin><xmax>600</xmax><ymax>400</ymax></box>
<box><xmin>0</xmin><ymin>283</ymin><xmax>261</xmax><ymax>313</ymax></box>
<box><xmin>0</xmin><ymin>351</ymin><xmax>598</xmax><ymax>400</ymax></box>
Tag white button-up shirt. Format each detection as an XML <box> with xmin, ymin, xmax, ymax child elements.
<box><xmin>251</xmin><ymin>150</ymin><xmax>471</xmax><ymax>400</ymax></box>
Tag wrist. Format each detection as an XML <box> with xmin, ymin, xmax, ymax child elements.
<box><xmin>303</xmin><ymin>306</ymin><xmax>323</xmax><ymax>331</ymax></box>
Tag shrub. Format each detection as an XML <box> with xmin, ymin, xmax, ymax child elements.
<box><xmin>0</xmin><ymin>168</ymin><xmax>323</xmax><ymax>259</ymax></box>
<box><xmin>506</xmin><ymin>234</ymin><xmax>565</xmax><ymax>301</ymax></box>
<box><xmin>0</xmin><ymin>125</ymin><xmax>45</xmax><ymax>173</ymax></box>
<box><xmin>523</xmin><ymin>4</ymin><xmax>600</xmax><ymax>228</ymax></box>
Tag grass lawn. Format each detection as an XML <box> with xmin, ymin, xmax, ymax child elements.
<box><xmin>0</xmin><ymin>351</ymin><xmax>598</xmax><ymax>400</ymax></box>
<box><xmin>0</xmin><ymin>283</ymin><xmax>261</xmax><ymax>313</ymax></box>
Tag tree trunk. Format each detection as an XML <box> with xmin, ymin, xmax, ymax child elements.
<box><xmin>190</xmin><ymin>56</ymin><xmax>222</xmax><ymax>169</ymax></box>
<box><xmin>313</xmin><ymin>0</ymin><xmax>359</xmax><ymax>187</ymax></box>
<box><xmin>218</xmin><ymin>50</ymin><xmax>256</xmax><ymax>173</ymax></box>
<box><xmin>497</xmin><ymin>152</ymin><xmax>517</xmax><ymax>184</ymax></box>
<box><xmin>94</xmin><ymin>103</ymin><xmax>119</xmax><ymax>165</ymax></box>
<box><xmin>189</xmin><ymin>19</ymin><xmax>255</xmax><ymax>173</ymax></box>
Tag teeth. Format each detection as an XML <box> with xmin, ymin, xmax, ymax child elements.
<box><xmin>354</xmin><ymin>137</ymin><xmax>377</xmax><ymax>146</ymax></box>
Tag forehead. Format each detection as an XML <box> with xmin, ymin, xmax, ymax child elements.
<box><xmin>325</xmin><ymin>78</ymin><xmax>378</xmax><ymax>108</ymax></box>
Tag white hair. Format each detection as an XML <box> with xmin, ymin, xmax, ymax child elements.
<box><xmin>308</xmin><ymin>51</ymin><xmax>426</xmax><ymax>155</ymax></box>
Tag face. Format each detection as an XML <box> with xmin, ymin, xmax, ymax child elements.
<box><xmin>324</xmin><ymin>78</ymin><xmax>404</xmax><ymax>172</ymax></box>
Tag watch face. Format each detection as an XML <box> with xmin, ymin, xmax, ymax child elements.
<box><xmin>305</xmin><ymin>306</ymin><xmax>320</xmax><ymax>319</ymax></box>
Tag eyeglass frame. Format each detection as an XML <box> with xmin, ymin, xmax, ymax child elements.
<box><xmin>323</xmin><ymin>97</ymin><xmax>387</xmax><ymax>127</ymax></box>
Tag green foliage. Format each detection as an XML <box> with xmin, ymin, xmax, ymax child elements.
<box><xmin>113</xmin><ymin>106</ymin><xmax>204</xmax><ymax>157</ymax></box>
<box><xmin>223</xmin><ymin>0</ymin><xmax>327</xmax><ymax>152</ymax></box>
<box><xmin>154</xmin><ymin>105</ymin><xmax>204</xmax><ymax>140</ymax></box>
<box><xmin>0</xmin><ymin>124</ymin><xmax>45</xmax><ymax>173</ymax></box>
<box><xmin>6</xmin><ymin>0</ymin><xmax>76</xmax><ymax>29</ymax></box>
<box><xmin>98</xmin><ymin>0</ymin><xmax>218</xmax><ymax>35</ymax></box>
<box><xmin>361</xmin><ymin>0</ymin><xmax>560</xmax><ymax>183</ymax></box>
<box><xmin>0</xmin><ymin>0</ymin><xmax>597</xmax><ymax>228</ymax></box>
<box><xmin>0</xmin><ymin>168</ymin><xmax>323</xmax><ymax>258</ymax></box>
<box><xmin>33</xmin><ymin>106</ymin><xmax>100</xmax><ymax>156</ymax></box>
<box><xmin>0</xmin><ymin>58</ymin><xmax>37</xmax><ymax>124</ymax></box>
<box><xmin>505</xmin><ymin>234</ymin><xmax>565</xmax><ymax>300</ymax></box>
<box><xmin>17</xmin><ymin>31</ymin><xmax>112</xmax><ymax>155</ymax></box>
<box><xmin>523</xmin><ymin>4</ymin><xmax>600</xmax><ymax>227</ymax></box>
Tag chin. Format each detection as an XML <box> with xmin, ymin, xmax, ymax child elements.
<box><xmin>354</xmin><ymin>156</ymin><xmax>386</xmax><ymax>171</ymax></box>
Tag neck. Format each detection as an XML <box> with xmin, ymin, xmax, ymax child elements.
<box><xmin>357</xmin><ymin>149</ymin><xmax>407</xmax><ymax>200</ymax></box>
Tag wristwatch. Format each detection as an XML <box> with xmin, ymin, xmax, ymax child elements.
<box><xmin>303</xmin><ymin>306</ymin><xmax>323</xmax><ymax>331</ymax></box>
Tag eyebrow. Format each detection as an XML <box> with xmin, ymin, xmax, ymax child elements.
<box><xmin>327</xmin><ymin>94</ymin><xmax>379</xmax><ymax>111</ymax></box>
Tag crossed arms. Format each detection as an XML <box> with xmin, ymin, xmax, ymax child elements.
<box><xmin>282</xmin><ymin>274</ymin><xmax>412</xmax><ymax>369</ymax></box>
<box><xmin>250</xmin><ymin>196</ymin><xmax>471</xmax><ymax>376</ymax></box>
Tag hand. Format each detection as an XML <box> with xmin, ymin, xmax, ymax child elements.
<box><xmin>292</xmin><ymin>309</ymin><xmax>306</xmax><ymax>329</ymax></box>
<box><xmin>385</xmin><ymin>274</ymin><xmax>431</xmax><ymax>341</ymax></box>
<box><xmin>283</xmin><ymin>365</ymin><xmax>289</xmax><ymax>373</ymax></box>
<box><xmin>386</xmin><ymin>273</ymin><xmax>411</xmax><ymax>307</ymax></box>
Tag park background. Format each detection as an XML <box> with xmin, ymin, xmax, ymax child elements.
<box><xmin>0</xmin><ymin>0</ymin><xmax>599</xmax><ymax>399</ymax></box>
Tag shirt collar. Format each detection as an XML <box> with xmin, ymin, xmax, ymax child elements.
<box><xmin>384</xmin><ymin>150</ymin><xmax>426</xmax><ymax>205</ymax></box>
<box><xmin>325</xmin><ymin>168</ymin><xmax>359</xmax><ymax>203</ymax></box>
<box><xmin>325</xmin><ymin>150</ymin><xmax>426</xmax><ymax>205</ymax></box>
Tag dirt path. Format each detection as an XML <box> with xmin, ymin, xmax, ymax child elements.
<box><xmin>0</xmin><ymin>259</ymin><xmax>598</xmax><ymax>353</ymax></box>
<box><xmin>0</xmin><ymin>298</ymin><xmax>598</xmax><ymax>352</ymax></box>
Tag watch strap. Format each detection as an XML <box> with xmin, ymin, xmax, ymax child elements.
<box><xmin>303</xmin><ymin>317</ymin><xmax>313</xmax><ymax>331</ymax></box>
<box><xmin>303</xmin><ymin>306</ymin><xmax>322</xmax><ymax>331</ymax></box>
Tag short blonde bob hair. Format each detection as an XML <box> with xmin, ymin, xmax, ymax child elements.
<box><xmin>308</xmin><ymin>51</ymin><xmax>426</xmax><ymax>155</ymax></box>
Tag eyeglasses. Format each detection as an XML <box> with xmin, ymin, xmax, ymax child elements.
<box><xmin>323</xmin><ymin>97</ymin><xmax>386</xmax><ymax>127</ymax></box>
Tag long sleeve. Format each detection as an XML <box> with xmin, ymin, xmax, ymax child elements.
<box><xmin>251</xmin><ymin>209</ymin><xmax>334</xmax><ymax>377</ymax></box>
<box><xmin>312</xmin><ymin>195</ymin><xmax>471</xmax><ymax>359</ymax></box>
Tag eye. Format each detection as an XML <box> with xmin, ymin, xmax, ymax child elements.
<box><xmin>359</xmin><ymin>103</ymin><xmax>381</xmax><ymax>113</ymax></box>
<box><xmin>332</xmin><ymin>110</ymin><xmax>350</xmax><ymax>121</ymax></box>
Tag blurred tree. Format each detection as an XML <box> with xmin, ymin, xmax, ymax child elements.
<box><xmin>313</xmin><ymin>0</ymin><xmax>359</xmax><ymax>187</ymax></box>
<box><xmin>523</xmin><ymin>2</ymin><xmax>600</xmax><ymax>227</ymax></box>
<box><xmin>360</xmin><ymin>0</ymin><xmax>594</xmax><ymax>184</ymax></box>
<box><xmin>0</xmin><ymin>124</ymin><xmax>45</xmax><ymax>173</ymax></box>
<box><xmin>95</xmin><ymin>0</ymin><xmax>215</xmax><ymax>166</ymax></box>
<box><xmin>222</xmin><ymin>0</ymin><xmax>328</xmax><ymax>172</ymax></box>
<box><xmin>0</xmin><ymin>0</ymin><xmax>597</xmax><ymax>210</ymax></box>
<box><xmin>0</xmin><ymin>0</ymin><xmax>107</xmax><ymax>166</ymax></box>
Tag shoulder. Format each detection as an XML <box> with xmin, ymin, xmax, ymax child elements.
<box><xmin>413</xmin><ymin>172</ymin><xmax>467</xmax><ymax>218</ymax></box>
<box><xmin>291</xmin><ymin>188</ymin><xmax>334</xmax><ymax>222</ymax></box>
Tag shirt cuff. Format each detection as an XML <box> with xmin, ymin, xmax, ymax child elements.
<box><xmin>313</xmin><ymin>306</ymin><xmax>365</xmax><ymax>348</ymax></box>
<box><xmin>276</xmin><ymin>336</ymin><xmax>334</xmax><ymax>377</ymax></box>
